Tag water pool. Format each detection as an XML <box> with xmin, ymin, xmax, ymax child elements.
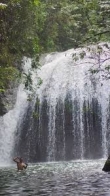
<box><xmin>0</xmin><ymin>160</ymin><xmax>109</xmax><ymax>196</ymax></box>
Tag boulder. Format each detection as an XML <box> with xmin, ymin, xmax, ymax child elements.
<box><xmin>102</xmin><ymin>156</ymin><xmax>110</xmax><ymax>172</ymax></box>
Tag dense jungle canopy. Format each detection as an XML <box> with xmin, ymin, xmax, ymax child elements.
<box><xmin>0</xmin><ymin>0</ymin><xmax>110</xmax><ymax>92</ymax></box>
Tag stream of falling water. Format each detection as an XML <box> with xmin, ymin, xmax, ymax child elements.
<box><xmin>0</xmin><ymin>58</ymin><xmax>33</xmax><ymax>165</ymax></box>
<box><xmin>0</xmin><ymin>44</ymin><xmax>110</xmax><ymax>163</ymax></box>
<box><xmin>37</xmin><ymin>44</ymin><xmax>110</xmax><ymax>160</ymax></box>
<box><xmin>0</xmin><ymin>85</ymin><xmax>28</xmax><ymax>165</ymax></box>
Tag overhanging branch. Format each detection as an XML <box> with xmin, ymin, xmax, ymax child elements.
<box><xmin>84</xmin><ymin>30</ymin><xmax>110</xmax><ymax>42</ymax></box>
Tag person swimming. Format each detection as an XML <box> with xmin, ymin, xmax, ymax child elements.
<box><xmin>13</xmin><ymin>157</ymin><xmax>28</xmax><ymax>171</ymax></box>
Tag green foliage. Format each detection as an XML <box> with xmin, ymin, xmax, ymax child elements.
<box><xmin>33</xmin><ymin>0</ymin><xmax>39</xmax><ymax>6</ymax></box>
<box><xmin>0</xmin><ymin>0</ymin><xmax>41</xmax><ymax>91</ymax></box>
<box><xmin>32</xmin><ymin>111</ymin><xmax>39</xmax><ymax>119</ymax></box>
<box><xmin>89</xmin><ymin>68</ymin><xmax>100</xmax><ymax>74</ymax></box>
<box><xmin>83</xmin><ymin>105</ymin><xmax>93</xmax><ymax>114</ymax></box>
<box><xmin>37</xmin><ymin>77</ymin><xmax>43</xmax><ymax>87</ymax></box>
<box><xmin>0</xmin><ymin>3</ymin><xmax>7</xmax><ymax>9</ymax></box>
<box><xmin>65</xmin><ymin>100</ymin><xmax>72</xmax><ymax>112</ymax></box>
<box><xmin>31</xmin><ymin>55</ymin><xmax>41</xmax><ymax>69</ymax></box>
<box><xmin>0</xmin><ymin>0</ymin><xmax>110</xmax><ymax>92</ymax></box>
<box><xmin>0</xmin><ymin>66</ymin><xmax>19</xmax><ymax>92</ymax></box>
<box><xmin>35</xmin><ymin>97</ymin><xmax>40</xmax><ymax>106</ymax></box>
<box><xmin>105</xmin><ymin>65</ymin><xmax>110</xmax><ymax>71</ymax></box>
<box><xmin>38</xmin><ymin>0</ymin><xmax>110</xmax><ymax>50</ymax></box>
<box><xmin>23</xmin><ymin>72</ymin><xmax>33</xmax><ymax>91</ymax></box>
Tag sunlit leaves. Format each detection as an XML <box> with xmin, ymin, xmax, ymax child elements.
<box><xmin>33</xmin><ymin>0</ymin><xmax>39</xmax><ymax>6</ymax></box>
<box><xmin>0</xmin><ymin>3</ymin><xmax>7</xmax><ymax>9</ymax></box>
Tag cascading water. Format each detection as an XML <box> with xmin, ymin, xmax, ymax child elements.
<box><xmin>1</xmin><ymin>44</ymin><xmax>110</xmax><ymax>163</ymax></box>
<box><xmin>0</xmin><ymin>58</ymin><xmax>32</xmax><ymax>165</ymax></box>
<box><xmin>15</xmin><ymin>43</ymin><xmax>110</xmax><ymax>162</ymax></box>
<box><xmin>0</xmin><ymin>85</ymin><xmax>28</xmax><ymax>165</ymax></box>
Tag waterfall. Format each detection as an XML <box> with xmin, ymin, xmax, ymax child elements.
<box><xmin>1</xmin><ymin>44</ymin><xmax>110</xmax><ymax>163</ymax></box>
<box><xmin>15</xmin><ymin>44</ymin><xmax>110</xmax><ymax>162</ymax></box>
<box><xmin>0</xmin><ymin>85</ymin><xmax>28</xmax><ymax>165</ymax></box>
<box><xmin>0</xmin><ymin>58</ymin><xmax>31</xmax><ymax>165</ymax></box>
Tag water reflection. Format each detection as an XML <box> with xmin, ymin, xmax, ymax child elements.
<box><xmin>0</xmin><ymin>160</ymin><xmax>109</xmax><ymax>196</ymax></box>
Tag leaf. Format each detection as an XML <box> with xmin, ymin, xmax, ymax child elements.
<box><xmin>80</xmin><ymin>51</ymin><xmax>86</xmax><ymax>59</ymax></box>
<box><xmin>0</xmin><ymin>3</ymin><xmax>7</xmax><ymax>9</ymax></box>
<box><xmin>33</xmin><ymin>0</ymin><xmax>39</xmax><ymax>6</ymax></box>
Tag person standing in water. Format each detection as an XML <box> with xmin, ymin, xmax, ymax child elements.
<box><xmin>13</xmin><ymin>157</ymin><xmax>28</xmax><ymax>171</ymax></box>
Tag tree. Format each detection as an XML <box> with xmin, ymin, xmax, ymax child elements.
<box><xmin>37</xmin><ymin>0</ymin><xmax>110</xmax><ymax>51</ymax></box>
<box><xmin>0</xmin><ymin>0</ymin><xmax>40</xmax><ymax>91</ymax></box>
<box><xmin>0</xmin><ymin>0</ymin><xmax>110</xmax><ymax>92</ymax></box>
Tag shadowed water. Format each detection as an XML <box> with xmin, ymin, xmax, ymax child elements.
<box><xmin>0</xmin><ymin>160</ymin><xmax>109</xmax><ymax>196</ymax></box>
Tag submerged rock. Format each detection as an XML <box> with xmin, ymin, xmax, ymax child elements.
<box><xmin>102</xmin><ymin>156</ymin><xmax>110</xmax><ymax>172</ymax></box>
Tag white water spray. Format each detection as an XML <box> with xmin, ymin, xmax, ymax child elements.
<box><xmin>37</xmin><ymin>44</ymin><xmax>110</xmax><ymax>160</ymax></box>
<box><xmin>0</xmin><ymin>44</ymin><xmax>110</xmax><ymax>163</ymax></box>
<box><xmin>0</xmin><ymin>58</ymin><xmax>33</xmax><ymax>165</ymax></box>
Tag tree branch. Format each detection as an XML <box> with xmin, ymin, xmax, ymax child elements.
<box><xmin>84</xmin><ymin>30</ymin><xmax>110</xmax><ymax>42</ymax></box>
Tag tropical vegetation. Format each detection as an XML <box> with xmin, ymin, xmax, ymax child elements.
<box><xmin>0</xmin><ymin>0</ymin><xmax>110</xmax><ymax>92</ymax></box>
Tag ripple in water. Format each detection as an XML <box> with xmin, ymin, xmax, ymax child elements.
<box><xmin>0</xmin><ymin>160</ymin><xmax>109</xmax><ymax>196</ymax></box>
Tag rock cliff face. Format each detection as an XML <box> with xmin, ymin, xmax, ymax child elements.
<box><xmin>0</xmin><ymin>82</ymin><xmax>18</xmax><ymax>116</ymax></box>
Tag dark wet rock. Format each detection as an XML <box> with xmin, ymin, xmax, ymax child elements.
<box><xmin>102</xmin><ymin>156</ymin><xmax>110</xmax><ymax>172</ymax></box>
<box><xmin>0</xmin><ymin>82</ymin><xmax>19</xmax><ymax>116</ymax></box>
